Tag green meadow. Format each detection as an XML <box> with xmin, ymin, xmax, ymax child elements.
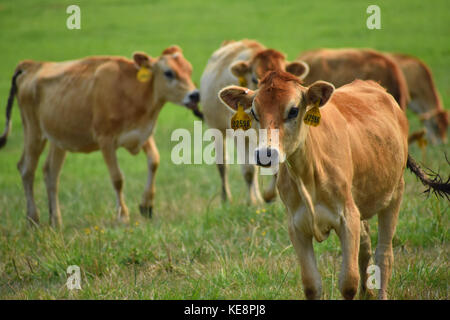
<box><xmin>0</xmin><ymin>0</ymin><xmax>448</xmax><ymax>299</ymax></box>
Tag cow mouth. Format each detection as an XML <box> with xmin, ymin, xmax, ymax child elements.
<box><xmin>184</xmin><ymin>101</ymin><xmax>204</xmax><ymax>120</ymax></box>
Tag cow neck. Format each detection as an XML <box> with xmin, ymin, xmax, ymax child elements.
<box><xmin>285</xmin><ymin>129</ymin><xmax>326</xmax><ymax>242</ymax></box>
<box><xmin>147</xmin><ymin>77</ymin><xmax>165</xmax><ymax>116</ymax></box>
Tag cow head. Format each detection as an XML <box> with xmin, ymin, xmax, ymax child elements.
<box><xmin>133</xmin><ymin>45</ymin><xmax>199</xmax><ymax>110</ymax></box>
<box><xmin>219</xmin><ymin>70</ymin><xmax>334</xmax><ymax>167</ymax></box>
<box><xmin>229</xmin><ymin>49</ymin><xmax>309</xmax><ymax>90</ymax></box>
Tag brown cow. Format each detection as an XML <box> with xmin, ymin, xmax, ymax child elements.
<box><xmin>388</xmin><ymin>53</ymin><xmax>448</xmax><ymax>144</ymax></box>
<box><xmin>0</xmin><ymin>46</ymin><xmax>199</xmax><ymax>227</ymax></box>
<box><xmin>298</xmin><ymin>48</ymin><xmax>410</xmax><ymax>110</ymax></box>
<box><xmin>219</xmin><ymin>70</ymin><xmax>449</xmax><ymax>299</ymax></box>
<box><xmin>200</xmin><ymin>39</ymin><xmax>308</xmax><ymax>205</ymax></box>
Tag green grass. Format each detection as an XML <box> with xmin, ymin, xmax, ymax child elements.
<box><xmin>0</xmin><ymin>0</ymin><xmax>449</xmax><ymax>299</ymax></box>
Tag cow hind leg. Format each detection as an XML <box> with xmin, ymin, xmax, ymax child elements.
<box><xmin>43</xmin><ymin>143</ymin><xmax>66</xmax><ymax>228</ymax></box>
<box><xmin>289</xmin><ymin>221</ymin><xmax>322</xmax><ymax>299</ymax></box>
<box><xmin>336</xmin><ymin>201</ymin><xmax>361</xmax><ymax>300</ymax></box>
<box><xmin>99</xmin><ymin>140</ymin><xmax>129</xmax><ymax>223</ymax></box>
<box><xmin>375</xmin><ymin>178</ymin><xmax>404</xmax><ymax>300</ymax></box>
<box><xmin>139</xmin><ymin>136</ymin><xmax>160</xmax><ymax>218</ymax></box>
<box><xmin>17</xmin><ymin>116</ymin><xmax>46</xmax><ymax>226</ymax></box>
<box><xmin>359</xmin><ymin>220</ymin><xmax>373</xmax><ymax>299</ymax></box>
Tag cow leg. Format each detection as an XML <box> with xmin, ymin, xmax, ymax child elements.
<box><xmin>216</xmin><ymin>135</ymin><xmax>232</xmax><ymax>202</ymax></box>
<box><xmin>139</xmin><ymin>136</ymin><xmax>160</xmax><ymax>218</ymax></box>
<box><xmin>263</xmin><ymin>174</ymin><xmax>278</xmax><ymax>203</ymax></box>
<box><xmin>375</xmin><ymin>178</ymin><xmax>403</xmax><ymax>300</ymax></box>
<box><xmin>336</xmin><ymin>202</ymin><xmax>360</xmax><ymax>300</ymax></box>
<box><xmin>359</xmin><ymin>220</ymin><xmax>373</xmax><ymax>299</ymax></box>
<box><xmin>99</xmin><ymin>141</ymin><xmax>129</xmax><ymax>223</ymax></box>
<box><xmin>17</xmin><ymin>116</ymin><xmax>46</xmax><ymax>226</ymax></box>
<box><xmin>241</xmin><ymin>164</ymin><xmax>263</xmax><ymax>205</ymax></box>
<box><xmin>288</xmin><ymin>220</ymin><xmax>322</xmax><ymax>299</ymax></box>
<box><xmin>43</xmin><ymin>143</ymin><xmax>66</xmax><ymax>228</ymax></box>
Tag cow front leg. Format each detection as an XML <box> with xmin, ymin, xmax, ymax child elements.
<box><xmin>336</xmin><ymin>202</ymin><xmax>361</xmax><ymax>300</ymax></box>
<box><xmin>43</xmin><ymin>143</ymin><xmax>67</xmax><ymax>228</ymax></box>
<box><xmin>99</xmin><ymin>140</ymin><xmax>129</xmax><ymax>223</ymax></box>
<box><xmin>288</xmin><ymin>220</ymin><xmax>322</xmax><ymax>299</ymax></box>
<box><xmin>140</xmin><ymin>136</ymin><xmax>160</xmax><ymax>218</ymax></box>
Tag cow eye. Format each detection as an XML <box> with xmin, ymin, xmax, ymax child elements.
<box><xmin>287</xmin><ymin>107</ymin><xmax>299</xmax><ymax>120</ymax></box>
<box><xmin>251</xmin><ymin>108</ymin><xmax>259</xmax><ymax>121</ymax></box>
<box><xmin>251</xmin><ymin>75</ymin><xmax>258</xmax><ymax>85</ymax></box>
<box><xmin>164</xmin><ymin>70</ymin><xmax>175</xmax><ymax>80</ymax></box>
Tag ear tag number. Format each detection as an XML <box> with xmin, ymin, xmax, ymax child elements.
<box><xmin>137</xmin><ymin>67</ymin><xmax>152</xmax><ymax>83</ymax></box>
<box><xmin>231</xmin><ymin>103</ymin><xmax>252</xmax><ymax>131</ymax></box>
<box><xmin>238</xmin><ymin>76</ymin><xmax>247</xmax><ymax>87</ymax></box>
<box><xmin>303</xmin><ymin>100</ymin><xmax>321</xmax><ymax>127</ymax></box>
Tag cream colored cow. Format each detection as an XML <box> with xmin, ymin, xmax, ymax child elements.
<box><xmin>200</xmin><ymin>39</ymin><xmax>309</xmax><ymax>204</ymax></box>
<box><xmin>219</xmin><ymin>70</ymin><xmax>449</xmax><ymax>299</ymax></box>
<box><xmin>0</xmin><ymin>46</ymin><xmax>199</xmax><ymax>227</ymax></box>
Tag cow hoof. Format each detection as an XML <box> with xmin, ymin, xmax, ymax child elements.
<box><xmin>139</xmin><ymin>205</ymin><xmax>153</xmax><ymax>219</ymax></box>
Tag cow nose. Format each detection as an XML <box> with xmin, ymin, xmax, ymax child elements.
<box><xmin>189</xmin><ymin>90</ymin><xmax>200</xmax><ymax>103</ymax></box>
<box><xmin>255</xmin><ymin>147</ymin><xmax>279</xmax><ymax>167</ymax></box>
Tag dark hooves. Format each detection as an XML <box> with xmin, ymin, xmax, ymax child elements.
<box><xmin>139</xmin><ymin>205</ymin><xmax>153</xmax><ymax>219</ymax></box>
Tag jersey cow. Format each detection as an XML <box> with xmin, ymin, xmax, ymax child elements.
<box><xmin>298</xmin><ymin>48</ymin><xmax>448</xmax><ymax>144</ymax></box>
<box><xmin>388</xmin><ymin>53</ymin><xmax>448</xmax><ymax>144</ymax></box>
<box><xmin>200</xmin><ymin>39</ymin><xmax>308</xmax><ymax>205</ymax></box>
<box><xmin>219</xmin><ymin>70</ymin><xmax>449</xmax><ymax>299</ymax></box>
<box><xmin>0</xmin><ymin>46</ymin><xmax>199</xmax><ymax>227</ymax></box>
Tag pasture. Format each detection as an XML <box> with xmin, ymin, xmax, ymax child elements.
<box><xmin>0</xmin><ymin>0</ymin><xmax>448</xmax><ymax>299</ymax></box>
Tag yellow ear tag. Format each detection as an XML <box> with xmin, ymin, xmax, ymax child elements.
<box><xmin>238</xmin><ymin>76</ymin><xmax>247</xmax><ymax>87</ymax></box>
<box><xmin>231</xmin><ymin>103</ymin><xmax>252</xmax><ymax>131</ymax></box>
<box><xmin>303</xmin><ymin>100</ymin><xmax>321</xmax><ymax>127</ymax></box>
<box><xmin>137</xmin><ymin>67</ymin><xmax>152</xmax><ymax>83</ymax></box>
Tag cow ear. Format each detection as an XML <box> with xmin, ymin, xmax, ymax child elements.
<box><xmin>162</xmin><ymin>45</ymin><xmax>183</xmax><ymax>55</ymax></box>
<box><xmin>286</xmin><ymin>61</ymin><xmax>309</xmax><ymax>80</ymax></box>
<box><xmin>230</xmin><ymin>61</ymin><xmax>250</xmax><ymax>78</ymax></box>
<box><xmin>218</xmin><ymin>86</ymin><xmax>255</xmax><ymax>112</ymax></box>
<box><xmin>133</xmin><ymin>52</ymin><xmax>154</xmax><ymax>69</ymax></box>
<box><xmin>306</xmin><ymin>81</ymin><xmax>335</xmax><ymax>107</ymax></box>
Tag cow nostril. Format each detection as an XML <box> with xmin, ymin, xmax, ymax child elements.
<box><xmin>255</xmin><ymin>147</ymin><xmax>279</xmax><ymax>167</ymax></box>
<box><xmin>189</xmin><ymin>91</ymin><xmax>200</xmax><ymax>103</ymax></box>
<box><xmin>266</xmin><ymin>149</ymin><xmax>271</xmax><ymax>158</ymax></box>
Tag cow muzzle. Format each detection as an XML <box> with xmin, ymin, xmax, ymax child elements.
<box><xmin>255</xmin><ymin>147</ymin><xmax>279</xmax><ymax>167</ymax></box>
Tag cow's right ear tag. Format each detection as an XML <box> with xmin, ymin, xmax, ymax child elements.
<box><xmin>137</xmin><ymin>67</ymin><xmax>152</xmax><ymax>83</ymax></box>
<box><xmin>238</xmin><ymin>76</ymin><xmax>247</xmax><ymax>87</ymax></box>
<box><xmin>303</xmin><ymin>100</ymin><xmax>321</xmax><ymax>127</ymax></box>
<box><xmin>231</xmin><ymin>103</ymin><xmax>251</xmax><ymax>131</ymax></box>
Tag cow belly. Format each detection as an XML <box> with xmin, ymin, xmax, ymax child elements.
<box><xmin>292</xmin><ymin>203</ymin><xmax>342</xmax><ymax>240</ymax></box>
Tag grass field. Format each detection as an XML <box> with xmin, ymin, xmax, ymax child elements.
<box><xmin>0</xmin><ymin>0</ymin><xmax>448</xmax><ymax>299</ymax></box>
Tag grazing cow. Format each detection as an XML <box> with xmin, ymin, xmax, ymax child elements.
<box><xmin>388</xmin><ymin>53</ymin><xmax>448</xmax><ymax>144</ymax></box>
<box><xmin>0</xmin><ymin>46</ymin><xmax>199</xmax><ymax>227</ymax></box>
<box><xmin>218</xmin><ymin>70</ymin><xmax>449</xmax><ymax>299</ymax></box>
<box><xmin>200</xmin><ymin>39</ymin><xmax>309</xmax><ymax>204</ymax></box>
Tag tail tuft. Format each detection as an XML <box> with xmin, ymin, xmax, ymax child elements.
<box><xmin>407</xmin><ymin>154</ymin><xmax>450</xmax><ymax>200</ymax></box>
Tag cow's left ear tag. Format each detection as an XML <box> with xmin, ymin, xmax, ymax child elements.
<box><xmin>303</xmin><ymin>100</ymin><xmax>321</xmax><ymax>127</ymax></box>
<box><xmin>231</xmin><ymin>103</ymin><xmax>252</xmax><ymax>131</ymax></box>
<box><xmin>137</xmin><ymin>67</ymin><xmax>152</xmax><ymax>83</ymax></box>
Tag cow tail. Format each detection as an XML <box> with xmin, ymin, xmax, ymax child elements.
<box><xmin>0</xmin><ymin>69</ymin><xmax>23</xmax><ymax>149</ymax></box>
